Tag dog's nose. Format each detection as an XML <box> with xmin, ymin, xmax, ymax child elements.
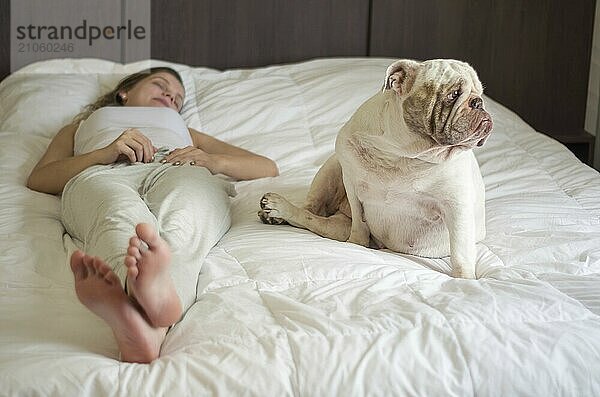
<box><xmin>470</xmin><ymin>97</ymin><xmax>483</xmax><ymax>109</ymax></box>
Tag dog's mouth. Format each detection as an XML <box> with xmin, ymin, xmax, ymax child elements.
<box><xmin>469</xmin><ymin>116</ymin><xmax>493</xmax><ymax>147</ymax></box>
<box><xmin>429</xmin><ymin>112</ymin><xmax>493</xmax><ymax>152</ymax></box>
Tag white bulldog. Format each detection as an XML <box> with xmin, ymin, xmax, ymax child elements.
<box><xmin>259</xmin><ymin>59</ymin><xmax>493</xmax><ymax>279</ymax></box>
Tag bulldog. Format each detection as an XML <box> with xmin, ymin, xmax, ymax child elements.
<box><xmin>258</xmin><ymin>59</ymin><xmax>493</xmax><ymax>279</ymax></box>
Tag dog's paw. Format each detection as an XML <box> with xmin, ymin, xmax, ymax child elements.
<box><xmin>258</xmin><ymin>209</ymin><xmax>288</xmax><ymax>225</ymax></box>
<box><xmin>258</xmin><ymin>193</ymin><xmax>292</xmax><ymax>225</ymax></box>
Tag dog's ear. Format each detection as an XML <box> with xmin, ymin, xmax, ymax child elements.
<box><xmin>382</xmin><ymin>59</ymin><xmax>421</xmax><ymax>95</ymax></box>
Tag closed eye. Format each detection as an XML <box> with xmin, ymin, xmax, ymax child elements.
<box><xmin>151</xmin><ymin>76</ymin><xmax>184</xmax><ymax>110</ymax></box>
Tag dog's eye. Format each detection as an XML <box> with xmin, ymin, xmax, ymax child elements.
<box><xmin>447</xmin><ymin>90</ymin><xmax>461</xmax><ymax>101</ymax></box>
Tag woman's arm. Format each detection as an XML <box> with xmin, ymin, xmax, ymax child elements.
<box><xmin>27</xmin><ymin>124</ymin><xmax>95</xmax><ymax>194</ymax></box>
<box><xmin>27</xmin><ymin>124</ymin><xmax>157</xmax><ymax>195</ymax></box>
<box><xmin>164</xmin><ymin>128</ymin><xmax>279</xmax><ymax>180</ymax></box>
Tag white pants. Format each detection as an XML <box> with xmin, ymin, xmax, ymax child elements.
<box><xmin>61</xmin><ymin>161</ymin><xmax>234</xmax><ymax>313</ymax></box>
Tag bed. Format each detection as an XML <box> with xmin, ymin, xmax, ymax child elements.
<box><xmin>0</xmin><ymin>57</ymin><xmax>599</xmax><ymax>396</ymax></box>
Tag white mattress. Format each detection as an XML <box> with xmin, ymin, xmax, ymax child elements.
<box><xmin>1</xmin><ymin>57</ymin><xmax>599</xmax><ymax>396</ymax></box>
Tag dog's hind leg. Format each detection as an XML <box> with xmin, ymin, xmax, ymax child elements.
<box><xmin>258</xmin><ymin>154</ymin><xmax>352</xmax><ymax>241</ymax></box>
<box><xmin>302</xmin><ymin>155</ymin><xmax>346</xmax><ymax>217</ymax></box>
<box><xmin>259</xmin><ymin>193</ymin><xmax>351</xmax><ymax>241</ymax></box>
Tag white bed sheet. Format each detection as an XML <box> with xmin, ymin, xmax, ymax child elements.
<box><xmin>0</xmin><ymin>57</ymin><xmax>599</xmax><ymax>396</ymax></box>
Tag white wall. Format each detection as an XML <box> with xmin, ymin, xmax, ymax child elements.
<box><xmin>585</xmin><ymin>0</ymin><xmax>600</xmax><ymax>169</ymax></box>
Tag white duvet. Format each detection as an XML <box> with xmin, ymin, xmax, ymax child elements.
<box><xmin>0</xmin><ymin>58</ymin><xmax>599</xmax><ymax>396</ymax></box>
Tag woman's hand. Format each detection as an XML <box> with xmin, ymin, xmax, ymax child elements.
<box><xmin>98</xmin><ymin>128</ymin><xmax>157</xmax><ymax>164</ymax></box>
<box><xmin>162</xmin><ymin>146</ymin><xmax>221</xmax><ymax>173</ymax></box>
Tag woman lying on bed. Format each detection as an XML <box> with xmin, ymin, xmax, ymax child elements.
<box><xmin>26</xmin><ymin>67</ymin><xmax>279</xmax><ymax>363</ymax></box>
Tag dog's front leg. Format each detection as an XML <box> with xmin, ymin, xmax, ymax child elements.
<box><xmin>342</xmin><ymin>176</ymin><xmax>370</xmax><ymax>247</ymax></box>
<box><xmin>445</xmin><ymin>201</ymin><xmax>477</xmax><ymax>279</ymax></box>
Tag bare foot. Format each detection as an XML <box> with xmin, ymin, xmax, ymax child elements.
<box><xmin>70</xmin><ymin>250</ymin><xmax>166</xmax><ymax>363</ymax></box>
<box><xmin>125</xmin><ymin>223</ymin><xmax>182</xmax><ymax>327</ymax></box>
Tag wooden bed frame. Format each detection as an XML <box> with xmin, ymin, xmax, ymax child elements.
<box><xmin>0</xmin><ymin>0</ymin><xmax>596</xmax><ymax>163</ymax></box>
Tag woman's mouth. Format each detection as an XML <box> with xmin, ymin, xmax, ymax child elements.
<box><xmin>153</xmin><ymin>97</ymin><xmax>170</xmax><ymax>107</ymax></box>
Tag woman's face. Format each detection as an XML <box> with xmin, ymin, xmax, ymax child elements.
<box><xmin>122</xmin><ymin>72</ymin><xmax>185</xmax><ymax>112</ymax></box>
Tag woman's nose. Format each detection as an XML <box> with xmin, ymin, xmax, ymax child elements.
<box><xmin>163</xmin><ymin>91</ymin><xmax>175</xmax><ymax>104</ymax></box>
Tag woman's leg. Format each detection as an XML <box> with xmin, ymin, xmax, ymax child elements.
<box><xmin>140</xmin><ymin>164</ymin><xmax>234</xmax><ymax>314</ymax></box>
<box><xmin>62</xmin><ymin>165</ymin><xmax>176</xmax><ymax>362</ymax></box>
<box><xmin>61</xmin><ymin>165</ymin><xmax>159</xmax><ymax>283</ymax></box>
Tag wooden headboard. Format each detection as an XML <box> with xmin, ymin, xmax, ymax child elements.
<box><xmin>0</xmin><ymin>0</ymin><xmax>596</xmax><ymax>163</ymax></box>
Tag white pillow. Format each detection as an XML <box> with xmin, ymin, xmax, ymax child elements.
<box><xmin>0</xmin><ymin>58</ymin><xmax>203</xmax><ymax>139</ymax></box>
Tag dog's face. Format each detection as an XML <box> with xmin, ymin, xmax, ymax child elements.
<box><xmin>384</xmin><ymin>59</ymin><xmax>493</xmax><ymax>156</ymax></box>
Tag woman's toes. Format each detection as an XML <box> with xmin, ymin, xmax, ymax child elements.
<box><xmin>127</xmin><ymin>245</ymin><xmax>142</xmax><ymax>260</ymax></box>
<box><xmin>82</xmin><ymin>255</ymin><xmax>97</xmax><ymax>275</ymax></box>
<box><xmin>136</xmin><ymin>223</ymin><xmax>160</xmax><ymax>247</ymax></box>
<box><xmin>93</xmin><ymin>257</ymin><xmax>111</xmax><ymax>275</ymax></box>
<box><xmin>70</xmin><ymin>251</ymin><xmax>87</xmax><ymax>279</ymax></box>
<box><xmin>126</xmin><ymin>261</ymin><xmax>139</xmax><ymax>279</ymax></box>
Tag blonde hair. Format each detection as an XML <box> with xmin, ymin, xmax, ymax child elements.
<box><xmin>72</xmin><ymin>67</ymin><xmax>184</xmax><ymax>125</ymax></box>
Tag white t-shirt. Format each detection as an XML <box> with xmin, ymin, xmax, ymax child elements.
<box><xmin>74</xmin><ymin>106</ymin><xmax>193</xmax><ymax>155</ymax></box>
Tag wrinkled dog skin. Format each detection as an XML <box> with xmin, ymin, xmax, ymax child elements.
<box><xmin>259</xmin><ymin>59</ymin><xmax>493</xmax><ymax>279</ymax></box>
